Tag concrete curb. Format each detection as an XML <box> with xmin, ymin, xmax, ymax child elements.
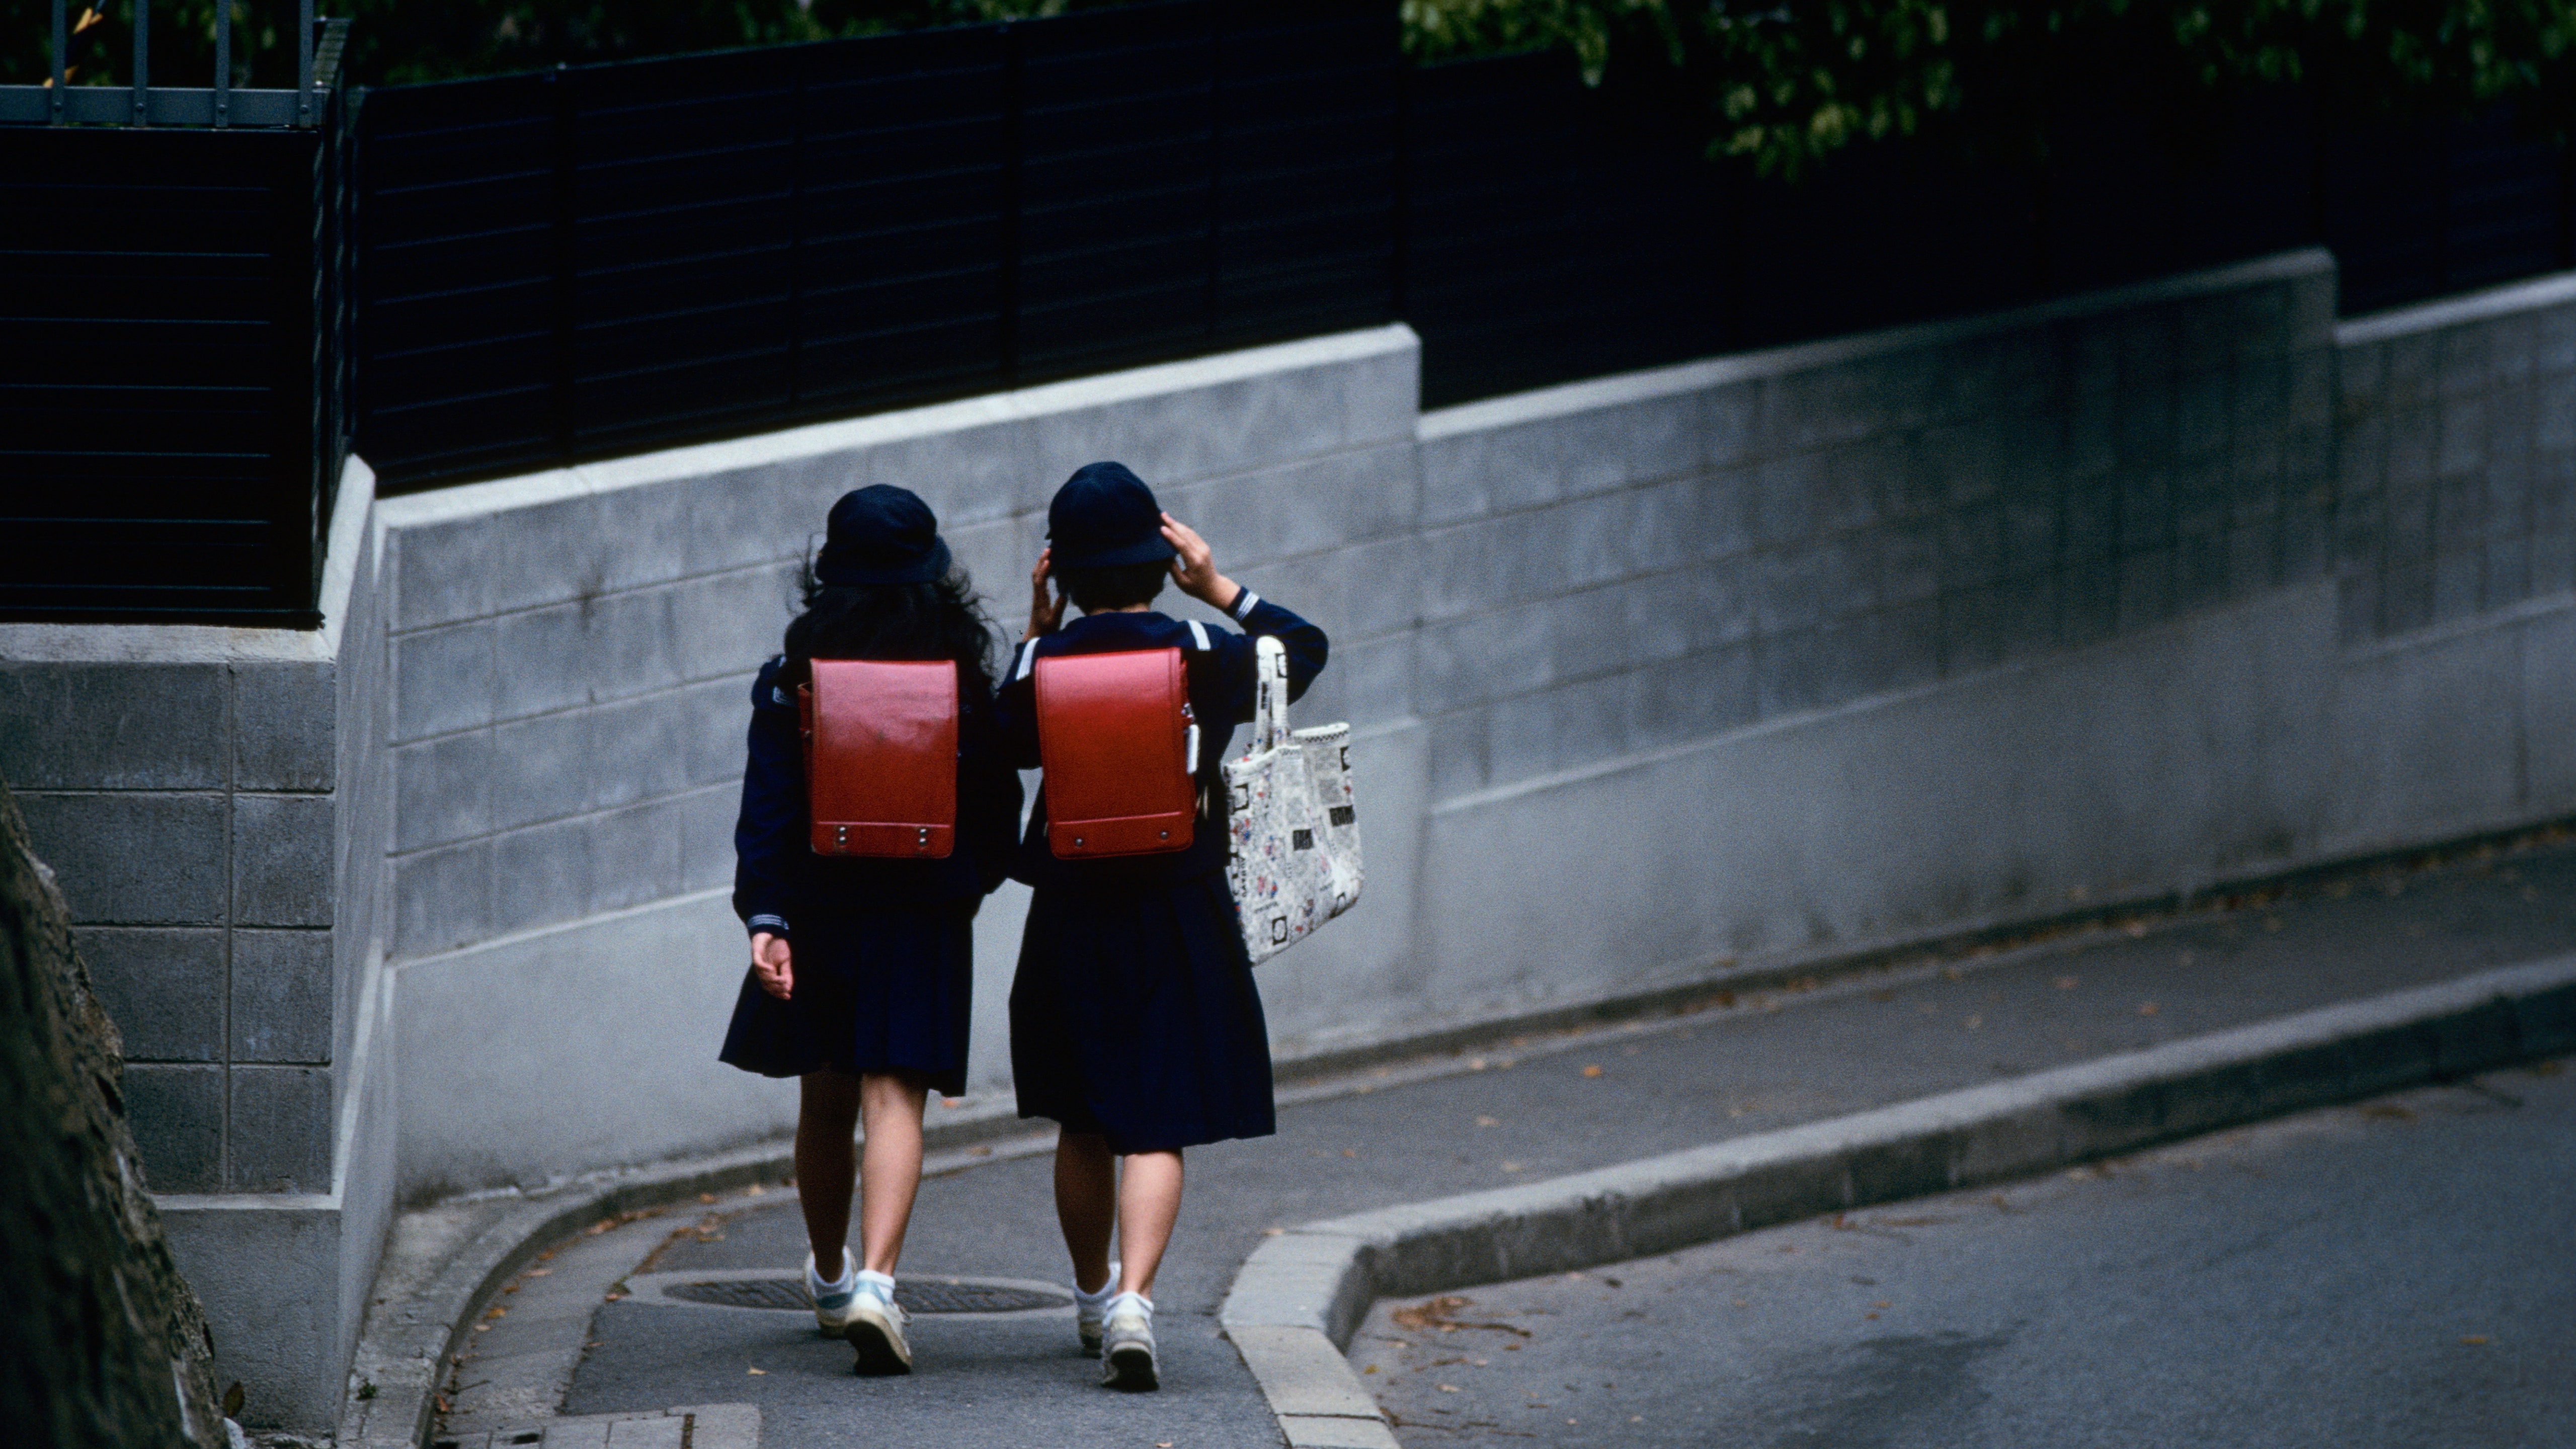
<box><xmin>338</xmin><ymin>1140</ymin><xmax>805</xmax><ymax>1449</ymax></box>
<box><xmin>1216</xmin><ymin>954</ymin><xmax>2576</xmax><ymax>1449</ymax></box>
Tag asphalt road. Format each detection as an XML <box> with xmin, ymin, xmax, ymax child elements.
<box><xmin>543</xmin><ymin>836</ymin><xmax>2576</xmax><ymax>1448</ymax></box>
<box><xmin>1359</xmin><ymin>1060</ymin><xmax>2576</xmax><ymax>1449</ymax></box>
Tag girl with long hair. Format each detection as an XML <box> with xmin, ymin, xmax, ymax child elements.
<box><xmin>720</xmin><ymin>485</ymin><xmax>1022</xmax><ymax>1375</ymax></box>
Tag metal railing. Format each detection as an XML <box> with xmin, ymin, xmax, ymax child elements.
<box><xmin>1</xmin><ymin>0</ymin><xmax>347</xmax><ymax>127</ymax></box>
<box><xmin>1</xmin><ymin>8</ymin><xmax>357</xmax><ymax>625</ymax></box>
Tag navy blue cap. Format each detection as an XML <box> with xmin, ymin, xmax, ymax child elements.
<box><xmin>815</xmin><ymin>485</ymin><xmax>951</xmax><ymax>586</ymax></box>
<box><xmin>1046</xmin><ymin>461</ymin><xmax>1176</xmax><ymax>570</ymax></box>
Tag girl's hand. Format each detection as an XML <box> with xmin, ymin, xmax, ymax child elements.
<box><xmin>751</xmin><ymin>931</ymin><xmax>793</xmax><ymax>1001</ymax></box>
<box><xmin>1161</xmin><ymin>514</ymin><xmax>1238</xmax><ymax>610</ymax></box>
<box><xmin>1023</xmin><ymin>546</ymin><xmax>1066</xmax><ymax>642</ymax></box>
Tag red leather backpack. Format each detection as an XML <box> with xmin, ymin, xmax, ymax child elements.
<box><xmin>1033</xmin><ymin>648</ymin><xmax>1197</xmax><ymax>858</ymax></box>
<box><xmin>798</xmin><ymin>659</ymin><xmax>958</xmax><ymax>858</ymax></box>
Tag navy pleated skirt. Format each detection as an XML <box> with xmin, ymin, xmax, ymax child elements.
<box><xmin>719</xmin><ymin>903</ymin><xmax>976</xmax><ymax>1098</ymax></box>
<box><xmin>1009</xmin><ymin>871</ymin><xmax>1275</xmax><ymax>1154</ymax></box>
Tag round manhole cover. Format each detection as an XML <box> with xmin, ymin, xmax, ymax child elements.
<box><xmin>659</xmin><ymin>1276</ymin><xmax>1071</xmax><ymax>1315</ymax></box>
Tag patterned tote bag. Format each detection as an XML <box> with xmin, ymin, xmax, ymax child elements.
<box><xmin>1224</xmin><ymin>634</ymin><xmax>1363</xmax><ymax>965</ymax></box>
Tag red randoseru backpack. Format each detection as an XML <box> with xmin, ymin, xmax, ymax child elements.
<box><xmin>1033</xmin><ymin>648</ymin><xmax>1197</xmax><ymax>858</ymax></box>
<box><xmin>798</xmin><ymin>659</ymin><xmax>959</xmax><ymax>858</ymax></box>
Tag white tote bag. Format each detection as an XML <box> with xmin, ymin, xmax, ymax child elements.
<box><xmin>1223</xmin><ymin>634</ymin><xmax>1362</xmax><ymax>965</ymax></box>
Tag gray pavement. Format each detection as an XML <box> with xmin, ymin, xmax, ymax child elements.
<box><xmin>1359</xmin><ymin>1059</ymin><xmax>2576</xmax><ymax>1448</ymax></box>
<box><xmin>521</xmin><ymin>836</ymin><xmax>2576</xmax><ymax>1447</ymax></box>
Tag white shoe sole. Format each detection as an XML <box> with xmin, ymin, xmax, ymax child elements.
<box><xmin>1102</xmin><ymin>1341</ymin><xmax>1158</xmax><ymax>1391</ymax></box>
<box><xmin>845</xmin><ymin>1302</ymin><xmax>913</xmax><ymax>1376</ymax></box>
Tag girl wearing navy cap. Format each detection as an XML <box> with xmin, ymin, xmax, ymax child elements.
<box><xmin>722</xmin><ymin>484</ymin><xmax>1023</xmax><ymax>1375</ymax></box>
<box><xmin>997</xmin><ymin>461</ymin><xmax>1328</xmax><ymax>1391</ymax></box>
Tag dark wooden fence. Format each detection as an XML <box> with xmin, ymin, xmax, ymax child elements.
<box><xmin>354</xmin><ymin>1</ymin><xmax>1400</xmax><ymax>488</ymax></box>
<box><xmin>354</xmin><ymin>4</ymin><xmax>2576</xmax><ymax>494</ymax></box>
<box><xmin>0</xmin><ymin>88</ymin><xmax>354</xmax><ymax>625</ymax></box>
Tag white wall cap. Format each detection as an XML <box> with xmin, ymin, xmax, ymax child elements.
<box><xmin>2334</xmin><ymin>266</ymin><xmax>2576</xmax><ymax>347</ymax></box>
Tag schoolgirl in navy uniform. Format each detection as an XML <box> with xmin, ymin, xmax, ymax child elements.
<box><xmin>996</xmin><ymin>462</ymin><xmax>1327</xmax><ymax>1391</ymax></box>
<box><xmin>721</xmin><ymin>485</ymin><xmax>1022</xmax><ymax>1375</ymax></box>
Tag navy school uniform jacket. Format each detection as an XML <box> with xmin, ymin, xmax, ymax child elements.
<box><xmin>994</xmin><ymin>588</ymin><xmax>1328</xmax><ymax>892</ymax></box>
<box><xmin>730</xmin><ymin>654</ymin><xmax>1023</xmax><ymax>938</ymax></box>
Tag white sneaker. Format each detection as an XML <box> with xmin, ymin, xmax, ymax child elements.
<box><xmin>845</xmin><ymin>1270</ymin><xmax>912</xmax><ymax>1376</ymax></box>
<box><xmin>1074</xmin><ymin>1262</ymin><xmax>1121</xmax><ymax>1357</ymax></box>
<box><xmin>805</xmin><ymin>1249</ymin><xmax>859</xmax><ymax>1335</ymax></box>
<box><xmin>1099</xmin><ymin>1291</ymin><xmax>1158</xmax><ymax>1391</ymax></box>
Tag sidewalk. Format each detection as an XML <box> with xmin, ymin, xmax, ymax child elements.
<box><xmin>425</xmin><ymin>831</ymin><xmax>2576</xmax><ymax>1449</ymax></box>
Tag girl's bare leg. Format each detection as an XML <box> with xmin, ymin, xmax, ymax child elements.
<box><xmin>856</xmin><ymin>1071</ymin><xmax>930</xmax><ymax>1274</ymax></box>
<box><xmin>795</xmin><ymin>1070</ymin><xmax>862</xmax><ymax>1268</ymax></box>
<box><xmin>1113</xmin><ymin>1150</ymin><xmax>1183</xmax><ymax>1299</ymax></box>
<box><xmin>1055</xmin><ymin>1130</ymin><xmax>1117</xmax><ymax>1293</ymax></box>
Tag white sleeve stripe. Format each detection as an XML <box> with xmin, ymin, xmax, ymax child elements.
<box><xmin>1186</xmin><ymin>619</ymin><xmax>1212</xmax><ymax>652</ymax></box>
<box><xmin>1013</xmin><ymin>640</ymin><xmax>1040</xmax><ymax>681</ymax></box>
<box><xmin>1231</xmin><ymin>589</ymin><xmax>1261</xmax><ymax>621</ymax></box>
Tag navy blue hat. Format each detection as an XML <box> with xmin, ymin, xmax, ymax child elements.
<box><xmin>815</xmin><ymin>485</ymin><xmax>951</xmax><ymax>586</ymax></box>
<box><xmin>1047</xmin><ymin>461</ymin><xmax>1176</xmax><ymax>570</ymax></box>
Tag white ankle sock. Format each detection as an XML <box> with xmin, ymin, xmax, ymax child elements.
<box><xmin>1104</xmin><ymin>1290</ymin><xmax>1153</xmax><ymax>1320</ymax></box>
<box><xmin>854</xmin><ymin>1268</ymin><xmax>896</xmax><ymax>1302</ymax></box>
<box><xmin>1075</xmin><ymin>1261</ymin><xmax>1122</xmax><ymax>1308</ymax></box>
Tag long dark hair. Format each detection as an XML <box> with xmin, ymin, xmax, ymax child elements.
<box><xmin>784</xmin><ymin>556</ymin><xmax>1000</xmax><ymax>702</ymax></box>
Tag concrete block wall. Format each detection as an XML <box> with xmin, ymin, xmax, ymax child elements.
<box><xmin>0</xmin><ymin>481</ymin><xmax>388</xmax><ymax>1197</ymax></box>
<box><xmin>371</xmin><ymin>329</ymin><xmax>1423</xmax><ymax>1197</ymax></box>
<box><xmin>0</xmin><ymin>462</ymin><xmax>398</xmax><ymax>1429</ymax></box>
<box><xmin>1407</xmin><ymin>252</ymin><xmax>2337</xmax><ymax>803</ymax></box>
<box><xmin>2331</xmin><ymin>275</ymin><xmax>2576</xmax><ymax>640</ymax></box>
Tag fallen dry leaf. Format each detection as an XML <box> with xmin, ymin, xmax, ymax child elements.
<box><xmin>2461</xmin><ymin>1335</ymin><xmax>2489</xmax><ymax>1346</ymax></box>
<box><xmin>746</xmin><ymin>1366</ymin><xmax>766</xmax><ymax>1376</ymax></box>
<box><xmin>2054</xmin><ymin>976</ymin><xmax>2078</xmax><ymax>990</ymax></box>
<box><xmin>1475</xmin><ymin>1115</ymin><xmax>1500</xmax><ymax>1128</ymax></box>
<box><xmin>1437</xmin><ymin>1384</ymin><xmax>1461</xmax><ymax>1393</ymax></box>
<box><xmin>1390</xmin><ymin>1295</ymin><xmax>1533</xmax><ymax>1337</ymax></box>
<box><xmin>2137</xmin><ymin>1001</ymin><xmax>2160</xmax><ymax>1016</ymax></box>
<box><xmin>1582</xmin><ymin>1065</ymin><xmax>1604</xmax><ymax>1078</ymax></box>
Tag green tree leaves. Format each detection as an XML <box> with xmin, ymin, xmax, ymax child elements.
<box><xmin>1404</xmin><ymin>0</ymin><xmax>2576</xmax><ymax>177</ymax></box>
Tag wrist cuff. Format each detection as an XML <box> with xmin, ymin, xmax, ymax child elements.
<box><xmin>748</xmin><ymin>913</ymin><xmax>789</xmax><ymax>938</ymax></box>
<box><xmin>1228</xmin><ymin>587</ymin><xmax>1260</xmax><ymax>621</ymax></box>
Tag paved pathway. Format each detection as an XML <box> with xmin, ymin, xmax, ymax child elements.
<box><xmin>1359</xmin><ymin>1060</ymin><xmax>2576</xmax><ymax>1448</ymax></box>
<box><xmin>496</xmin><ymin>834</ymin><xmax>2576</xmax><ymax>1447</ymax></box>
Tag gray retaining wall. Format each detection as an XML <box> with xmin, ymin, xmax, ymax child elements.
<box><xmin>0</xmin><ymin>464</ymin><xmax>396</xmax><ymax>1429</ymax></box>
<box><xmin>6</xmin><ymin>249</ymin><xmax>2576</xmax><ymax>1428</ymax></box>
